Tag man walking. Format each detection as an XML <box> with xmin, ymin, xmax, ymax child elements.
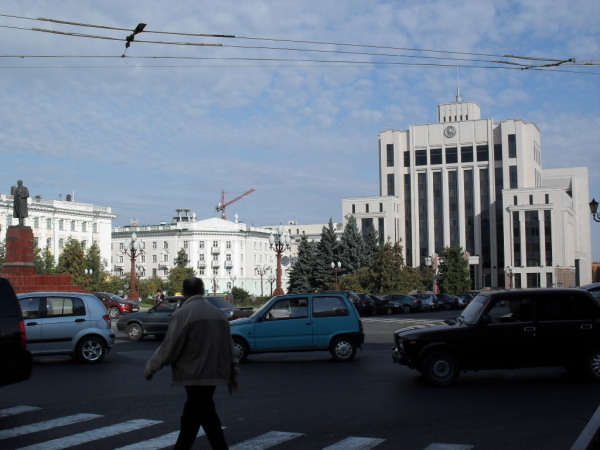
<box><xmin>145</xmin><ymin>277</ymin><xmax>239</xmax><ymax>449</ymax></box>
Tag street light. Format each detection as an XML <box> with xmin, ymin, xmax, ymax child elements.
<box><xmin>212</xmin><ymin>275</ymin><xmax>218</xmax><ymax>295</ymax></box>
<box><xmin>228</xmin><ymin>269</ymin><xmax>237</xmax><ymax>301</ymax></box>
<box><xmin>123</xmin><ymin>232</ymin><xmax>144</xmax><ymax>301</ymax></box>
<box><xmin>590</xmin><ymin>198</ymin><xmax>600</xmax><ymax>222</ymax></box>
<box><xmin>331</xmin><ymin>261</ymin><xmax>341</xmax><ymax>290</ymax></box>
<box><xmin>267</xmin><ymin>273</ymin><xmax>276</xmax><ymax>297</ymax></box>
<box><xmin>505</xmin><ymin>266</ymin><xmax>514</xmax><ymax>289</ymax></box>
<box><xmin>84</xmin><ymin>268</ymin><xmax>93</xmax><ymax>290</ymax></box>
<box><xmin>269</xmin><ymin>226</ymin><xmax>291</xmax><ymax>296</ymax></box>
<box><xmin>255</xmin><ymin>265</ymin><xmax>270</xmax><ymax>297</ymax></box>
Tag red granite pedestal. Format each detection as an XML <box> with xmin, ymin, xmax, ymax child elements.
<box><xmin>1</xmin><ymin>226</ymin><xmax>85</xmax><ymax>294</ymax></box>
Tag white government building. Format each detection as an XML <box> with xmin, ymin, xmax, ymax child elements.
<box><xmin>342</xmin><ymin>96</ymin><xmax>592</xmax><ymax>289</ymax></box>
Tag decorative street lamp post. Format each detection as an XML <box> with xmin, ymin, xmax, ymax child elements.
<box><xmin>331</xmin><ymin>261</ymin><xmax>341</xmax><ymax>290</ymax></box>
<box><xmin>123</xmin><ymin>233</ymin><xmax>144</xmax><ymax>301</ymax></box>
<box><xmin>228</xmin><ymin>269</ymin><xmax>237</xmax><ymax>301</ymax></box>
<box><xmin>255</xmin><ymin>265</ymin><xmax>270</xmax><ymax>297</ymax></box>
<box><xmin>505</xmin><ymin>266</ymin><xmax>514</xmax><ymax>289</ymax></box>
<box><xmin>269</xmin><ymin>226</ymin><xmax>291</xmax><ymax>296</ymax></box>
<box><xmin>212</xmin><ymin>275</ymin><xmax>218</xmax><ymax>295</ymax></box>
<box><xmin>84</xmin><ymin>268</ymin><xmax>93</xmax><ymax>291</ymax></box>
<box><xmin>267</xmin><ymin>273</ymin><xmax>276</xmax><ymax>297</ymax></box>
<box><xmin>590</xmin><ymin>198</ymin><xmax>600</xmax><ymax>222</ymax></box>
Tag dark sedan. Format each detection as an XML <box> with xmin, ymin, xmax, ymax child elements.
<box><xmin>117</xmin><ymin>296</ymin><xmax>252</xmax><ymax>341</ymax></box>
<box><xmin>382</xmin><ymin>294</ymin><xmax>422</xmax><ymax>314</ymax></box>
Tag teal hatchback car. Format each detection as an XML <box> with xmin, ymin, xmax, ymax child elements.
<box><xmin>230</xmin><ymin>293</ymin><xmax>364</xmax><ymax>362</ymax></box>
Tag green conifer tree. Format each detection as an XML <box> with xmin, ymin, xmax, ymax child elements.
<box><xmin>313</xmin><ymin>219</ymin><xmax>339</xmax><ymax>291</ymax></box>
<box><xmin>57</xmin><ymin>237</ymin><xmax>86</xmax><ymax>286</ymax></box>
<box><xmin>438</xmin><ymin>246</ymin><xmax>471</xmax><ymax>294</ymax></box>
<box><xmin>338</xmin><ymin>215</ymin><xmax>366</xmax><ymax>274</ymax></box>
<box><xmin>287</xmin><ymin>234</ymin><xmax>317</xmax><ymax>293</ymax></box>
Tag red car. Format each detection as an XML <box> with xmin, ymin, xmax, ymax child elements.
<box><xmin>93</xmin><ymin>292</ymin><xmax>140</xmax><ymax>319</ymax></box>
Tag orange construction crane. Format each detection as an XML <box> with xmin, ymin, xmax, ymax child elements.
<box><xmin>216</xmin><ymin>188</ymin><xmax>255</xmax><ymax>220</ymax></box>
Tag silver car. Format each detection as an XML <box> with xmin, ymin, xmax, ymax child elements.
<box><xmin>17</xmin><ymin>292</ymin><xmax>115</xmax><ymax>363</ymax></box>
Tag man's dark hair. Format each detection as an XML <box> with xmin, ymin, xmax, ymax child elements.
<box><xmin>182</xmin><ymin>277</ymin><xmax>204</xmax><ymax>297</ymax></box>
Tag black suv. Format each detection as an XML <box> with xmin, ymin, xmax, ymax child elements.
<box><xmin>0</xmin><ymin>277</ymin><xmax>32</xmax><ymax>388</ymax></box>
<box><xmin>393</xmin><ymin>288</ymin><xmax>600</xmax><ymax>385</ymax></box>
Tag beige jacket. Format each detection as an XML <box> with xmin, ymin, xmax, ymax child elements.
<box><xmin>145</xmin><ymin>295</ymin><xmax>239</xmax><ymax>386</ymax></box>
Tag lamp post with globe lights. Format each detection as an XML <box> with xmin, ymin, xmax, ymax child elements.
<box><xmin>269</xmin><ymin>226</ymin><xmax>291</xmax><ymax>296</ymax></box>
<box><xmin>123</xmin><ymin>233</ymin><xmax>144</xmax><ymax>301</ymax></box>
<box><xmin>505</xmin><ymin>266</ymin><xmax>514</xmax><ymax>289</ymax></box>
<box><xmin>331</xmin><ymin>261</ymin><xmax>341</xmax><ymax>290</ymax></box>
<box><xmin>255</xmin><ymin>265</ymin><xmax>270</xmax><ymax>297</ymax></box>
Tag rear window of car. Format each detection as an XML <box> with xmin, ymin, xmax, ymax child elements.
<box><xmin>313</xmin><ymin>296</ymin><xmax>349</xmax><ymax>317</ymax></box>
<box><xmin>205</xmin><ymin>297</ymin><xmax>233</xmax><ymax>309</ymax></box>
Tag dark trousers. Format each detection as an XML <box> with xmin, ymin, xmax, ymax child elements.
<box><xmin>174</xmin><ymin>385</ymin><xmax>228</xmax><ymax>450</ymax></box>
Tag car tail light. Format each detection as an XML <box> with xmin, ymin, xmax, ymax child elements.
<box><xmin>19</xmin><ymin>320</ymin><xmax>27</xmax><ymax>350</ymax></box>
<box><xmin>102</xmin><ymin>314</ymin><xmax>111</xmax><ymax>325</ymax></box>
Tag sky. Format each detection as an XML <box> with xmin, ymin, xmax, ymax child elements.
<box><xmin>1</xmin><ymin>1</ymin><xmax>599</xmax><ymax>259</ymax></box>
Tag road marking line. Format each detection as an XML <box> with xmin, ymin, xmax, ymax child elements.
<box><xmin>115</xmin><ymin>428</ymin><xmax>208</xmax><ymax>450</ymax></box>
<box><xmin>16</xmin><ymin>418</ymin><xmax>161</xmax><ymax>450</ymax></box>
<box><xmin>0</xmin><ymin>406</ymin><xmax>42</xmax><ymax>418</ymax></box>
<box><xmin>0</xmin><ymin>413</ymin><xmax>101</xmax><ymax>440</ymax></box>
<box><xmin>230</xmin><ymin>430</ymin><xmax>304</xmax><ymax>449</ymax></box>
<box><xmin>422</xmin><ymin>444</ymin><xmax>474</xmax><ymax>449</ymax></box>
<box><xmin>323</xmin><ymin>436</ymin><xmax>385</xmax><ymax>449</ymax></box>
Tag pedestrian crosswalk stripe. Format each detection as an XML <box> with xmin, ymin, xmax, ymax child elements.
<box><xmin>0</xmin><ymin>413</ymin><xmax>102</xmax><ymax>440</ymax></box>
<box><xmin>0</xmin><ymin>406</ymin><xmax>42</xmax><ymax>418</ymax></box>
<box><xmin>115</xmin><ymin>428</ymin><xmax>208</xmax><ymax>450</ymax></box>
<box><xmin>323</xmin><ymin>436</ymin><xmax>386</xmax><ymax>449</ymax></box>
<box><xmin>16</xmin><ymin>418</ymin><xmax>162</xmax><ymax>450</ymax></box>
<box><xmin>230</xmin><ymin>430</ymin><xmax>304</xmax><ymax>449</ymax></box>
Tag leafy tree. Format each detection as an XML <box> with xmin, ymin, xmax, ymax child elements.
<box><xmin>167</xmin><ymin>266</ymin><xmax>195</xmax><ymax>295</ymax></box>
<box><xmin>0</xmin><ymin>226</ymin><xmax>5</xmax><ymax>272</ymax></box>
<box><xmin>313</xmin><ymin>219</ymin><xmax>339</xmax><ymax>291</ymax></box>
<box><xmin>57</xmin><ymin>237</ymin><xmax>86</xmax><ymax>286</ymax></box>
<box><xmin>83</xmin><ymin>242</ymin><xmax>104</xmax><ymax>291</ymax></box>
<box><xmin>38</xmin><ymin>247</ymin><xmax>56</xmax><ymax>274</ymax></box>
<box><xmin>139</xmin><ymin>275</ymin><xmax>165</xmax><ymax>301</ymax></box>
<box><xmin>338</xmin><ymin>216</ymin><xmax>366</xmax><ymax>274</ymax></box>
<box><xmin>594</xmin><ymin>266</ymin><xmax>600</xmax><ymax>283</ymax></box>
<box><xmin>98</xmin><ymin>274</ymin><xmax>128</xmax><ymax>296</ymax></box>
<box><xmin>339</xmin><ymin>267</ymin><xmax>371</xmax><ymax>292</ymax></box>
<box><xmin>368</xmin><ymin>240</ymin><xmax>408</xmax><ymax>294</ymax></box>
<box><xmin>287</xmin><ymin>235</ymin><xmax>317</xmax><ymax>294</ymax></box>
<box><xmin>231</xmin><ymin>286</ymin><xmax>251</xmax><ymax>305</ymax></box>
<box><xmin>438</xmin><ymin>246</ymin><xmax>471</xmax><ymax>294</ymax></box>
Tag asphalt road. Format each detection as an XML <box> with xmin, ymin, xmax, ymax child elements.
<box><xmin>0</xmin><ymin>312</ymin><xmax>598</xmax><ymax>449</ymax></box>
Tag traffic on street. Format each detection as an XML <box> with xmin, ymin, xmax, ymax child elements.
<box><xmin>1</xmin><ymin>309</ymin><xmax>598</xmax><ymax>450</ymax></box>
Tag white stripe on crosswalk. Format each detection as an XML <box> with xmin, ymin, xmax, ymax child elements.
<box><xmin>16</xmin><ymin>418</ymin><xmax>161</xmax><ymax>450</ymax></box>
<box><xmin>115</xmin><ymin>428</ymin><xmax>208</xmax><ymax>450</ymax></box>
<box><xmin>230</xmin><ymin>430</ymin><xmax>304</xmax><ymax>449</ymax></box>
<box><xmin>0</xmin><ymin>413</ymin><xmax>101</xmax><ymax>440</ymax></box>
<box><xmin>323</xmin><ymin>436</ymin><xmax>386</xmax><ymax>449</ymax></box>
<box><xmin>0</xmin><ymin>406</ymin><xmax>42</xmax><ymax>418</ymax></box>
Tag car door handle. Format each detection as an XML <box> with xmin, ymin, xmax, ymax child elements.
<box><xmin>26</xmin><ymin>322</ymin><xmax>38</xmax><ymax>327</ymax></box>
<box><xmin>523</xmin><ymin>326</ymin><xmax>535</xmax><ymax>332</ymax></box>
<box><xmin>581</xmin><ymin>324</ymin><xmax>592</xmax><ymax>330</ymax></box>
<box><xmin>75</xmin><ymin>319</ymin><xmax>86</xmax><ymax>323</ymax></box>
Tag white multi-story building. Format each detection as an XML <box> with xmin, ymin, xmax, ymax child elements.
<box><xmin>111</xmin><ymin>210</ymin><xmax>290</xmax><ymax>296</ymax></box>
<box><xmin>342</xmin><ymin>97</ymin><xmax>592</xmax><ymax>289</ymax></box>
<box><xmin>0</xmin><ymin>192</ymin><xmax>116</xmax><ymax>265</ymax></box>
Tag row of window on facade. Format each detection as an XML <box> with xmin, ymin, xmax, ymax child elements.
<box><xmin>34</xmin><ymin>237</ymin><xmax>93</xmax><ymax>250</ymax></box>
<box><xmin>30</xmin><ymin>217</ymin><xmax>98</xmax><ymax>233</ymax></box>
<box><xmin>116</xmin><ymin>252</ymin><xmax>235</xmax><ymax>265</ymax></box>
<box><xmin>385</xmin><ymin>134</ymin><xmax>518</xmax><ymax>167</ymax></box>
<box><xmin>115</xmin><ymin>240</ymin><xmax>242</xmax><ymax>251</ymax></box>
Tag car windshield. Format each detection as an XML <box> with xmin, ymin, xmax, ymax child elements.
<box><xmin>249</xmin><ymin>298</ymin><xmax>275</xmax><ymax>319</ymax></box>
<box><xmin>458</xmin><ymin>294</ymin><xmax>488</xmax><ymax>325</ymax></box>
<box><xmin>107</xmin><ymin>294</ymin><xmax>126</xmax><ymax>302</ymax></box>
<box><xmin>204</xmin><ymin>297</ymin><xmax>233</xmax><ymax>309</ymax></box>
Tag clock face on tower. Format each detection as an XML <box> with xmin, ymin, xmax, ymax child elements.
<box><xmin>444</xmin><ymin>125</ymin><xmax>456</xmax><ymax>138</ymax></box>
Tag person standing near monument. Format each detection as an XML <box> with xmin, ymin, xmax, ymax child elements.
<box><xmin>11</xmin><ymin>180</ymin><xmax>29</xmax><ymax>226</ymax></box>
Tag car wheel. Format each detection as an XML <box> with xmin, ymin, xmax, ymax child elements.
<box><xmin>585</xmin><ymin>348</ymin><xmax>600</xmax><ymax>382</ymax></box>
<box><xmin>75</xmin><ymin>336</ymin><xmax>106</xmax><ymax>364</ymax></box>
<box><xmin>329</xmin><ymin>336</ymin><xmax>356</xmax><ymax>362</ymax></box>
<box><xmin>421</xmin><ymin>351</ymin><xmax>459</xmax><ymax>386</ymax></box>
<box><xmin>386</xmin><ymin>308</ymin><xmax>393</xmax><ymax>315</ymax></box>
<box><xmin>233</xmin><ymin>337</ymin><xmax>249</xmax><ymax>363</ymax></box>
<box><xmin>126</xmin><ymin>323</ymin><xmax>144</xmax><ymax>342</ymax></box>
<box><xmin>108</xmin><ymin>307</ymin><xmax>120</xmax><ymax>319</ymax></box>
<box><xmin>402</xmin><ymin>304</ymin><xmax>412</xmax><ymax>313</ymax></box>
